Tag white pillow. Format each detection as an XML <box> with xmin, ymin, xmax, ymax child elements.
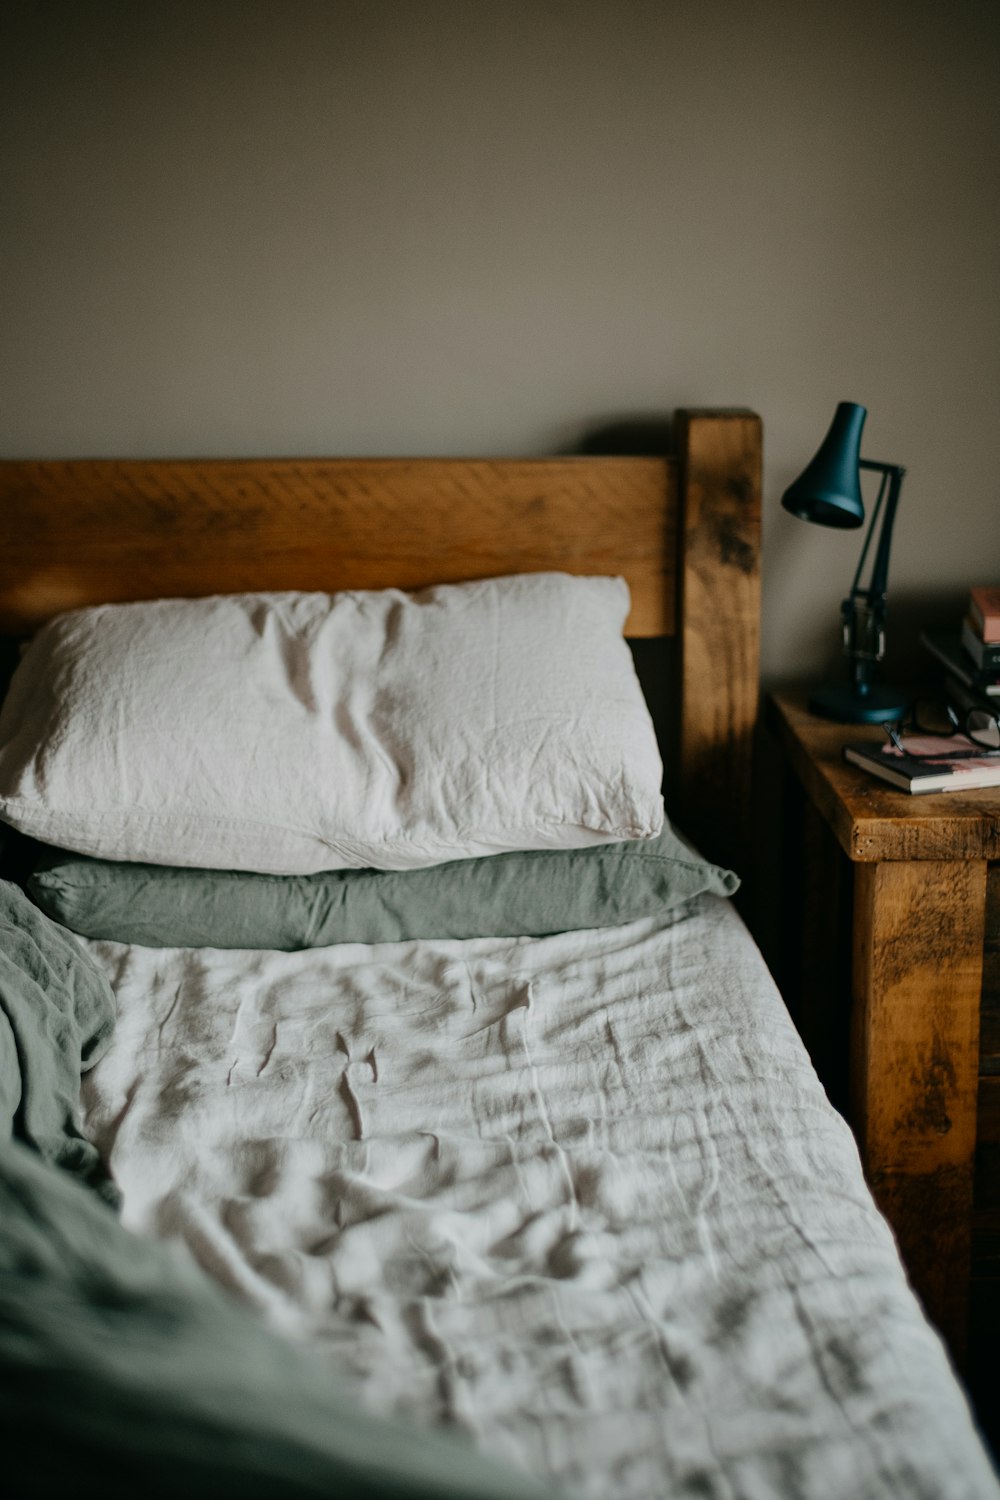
<box><xmin>0</xmin><ymin>574</ymin><xmax>664</xmax><ymax>874</ymax></box>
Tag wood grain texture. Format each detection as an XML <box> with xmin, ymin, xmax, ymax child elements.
<box><xmin>971</xmin><ymin>869</ymin><xmax>998</xmax><ymax>1423</ymax></box>
<box><xmin>0</xmin><ymin>457</ymin><xmax>676</xmax><ymax>637</ymax></box>
<box><xmin>673</xmin><ymin>411</ymin><xmax>762</xmax><ymax>879</ymax></box>
<box><xmin>851</xmin><ymin>858</ymin><xmax>986</xmax><ymax>1356</ymax></box>
<box><xmin>981</xmin><ymin>864</ymin><xmax>1000</xmax><ymax>1074</ymax></box>
<box><xmin>767</xmin><ymin>694</ymin><xmax>1000</xmax><ymax>862</ymax></box>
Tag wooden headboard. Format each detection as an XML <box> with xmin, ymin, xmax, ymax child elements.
<box><xmin>0</xmin><ymin>409</ymin><xmax>762</xmax><ymax>878</ymax></box>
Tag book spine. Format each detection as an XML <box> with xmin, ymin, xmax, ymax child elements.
<box><xmin>961</xmin><ymin>617</ymin><xmax>1000</xmax><ymax>669</ymax></box>
<box><xmin>969</xmin><ymin>589</ymin><xmax>1000</xmax><ymax>642</ymax></box>
<box><xmin>944</xmin><ymin>673</ymin><xmax>1000</xmax><ymax>718</ymax></box>
<box><xmin>843</xmin><ymin>746</ymin><xmax>917</xmax><ymax>791</ymax></box>
<box><xmin>920</xmin><ymin>631</ymin><xmax>1000</xmax><ymax>694</ymax></box>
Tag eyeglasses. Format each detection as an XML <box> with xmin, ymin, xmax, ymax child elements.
<box><xmin>885</xmin><ymin>697</ymin><xmax>1000</xmax><ymax>759</ymax></box>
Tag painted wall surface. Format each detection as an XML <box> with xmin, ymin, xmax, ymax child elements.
<box><xmin>2</xmin><ymin>0</ymin><xmax>998</xmax><ymax>684</ymax></box>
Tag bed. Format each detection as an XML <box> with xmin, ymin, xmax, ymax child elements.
<box><xmin>0</xmin><ymin>411</ymin><xmax>996</xmax><ymax>1500</ymax></box>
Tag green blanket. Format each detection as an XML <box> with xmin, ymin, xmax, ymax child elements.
<box><xmin>0</xmin><ymin>878</ymin><xmax>118</xmax><ymax>1201</ymax></box>
<box><xmin>0</xmin><ymin>1139</ymin><xmax>558</xmax><ymax>1498</ymax></box>
<box><xmin>0</xmin><ymin>880</ymin><xmax>557</xmax><ymax>1498</ymax></box>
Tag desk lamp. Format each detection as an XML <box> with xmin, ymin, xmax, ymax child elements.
<box><xmin>782</xmin><ymin>401</ymin><xmax>908</xmax><ymax>723</ymax></box>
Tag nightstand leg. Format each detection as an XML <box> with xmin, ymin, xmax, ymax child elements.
<box><xmin>851</xmin><ymin>858</ymin><xmax>986</xmax><ymax>1362</ymax></box>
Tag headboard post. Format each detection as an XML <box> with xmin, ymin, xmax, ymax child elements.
<box><xmin>672</xmin><ymin>409</ymin><xmax>762</xmax><ymax>884</ymax></box>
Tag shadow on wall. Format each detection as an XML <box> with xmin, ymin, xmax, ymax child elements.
<box><xmin>882</xmin><ymin>586</ymin><xmax>969</xmax><ymax>688</ymax></box>
<box><xmin>773</xmin><ymin>584</ymin><xmax>971</xmax><ymax>699</ymax></box>
<box><xmin>567</xmin><ymin>415</ymin><xmax>675</xmax><ymax>457</ymax></box>
<box><xmin>564</xmin><ymin>415</ymin><xmax>679</xmax><ymax>784</ymax></box>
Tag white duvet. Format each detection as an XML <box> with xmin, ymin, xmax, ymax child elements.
<box><xmin>79</xmin><ymin>896</ymin><xmax>998</xmax><ymax>1500</ymax></box>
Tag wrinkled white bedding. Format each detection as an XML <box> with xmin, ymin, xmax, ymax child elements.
<box><xmin>80</xmin><ymin>896</ymin><xmax>998</xmax><ymax>1500</ymax></box>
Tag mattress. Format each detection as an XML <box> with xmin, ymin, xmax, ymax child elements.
<box><xmin>78</xmin><ymin>894</ymin><xmax>999</xmax><ymax>1500</ymax></box>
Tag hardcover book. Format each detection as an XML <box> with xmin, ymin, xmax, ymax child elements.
<box><xmin>843</xmin><ymin>734</ymin><xmax>1000</xmax><ymax>793</ymax></box>
<box><xmin>969</xmin><ymin>585</ymin><xmax>1000</xmax><ymax>643</ymax></box>
<box><xmin>961</xmin><ymin>616</ymin><xmax>1000</xmax><ymax>670</ymax></box>
<box><xmin>919</xmin><ymin>628</ymin><xmax>1000</xmax><ymax>697</ymax></box>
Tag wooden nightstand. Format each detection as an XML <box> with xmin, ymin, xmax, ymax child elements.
<box><xmin>766</xmin><ymin>690</ymin><xmax>1000</xmax><ymax>1368</ymax></box>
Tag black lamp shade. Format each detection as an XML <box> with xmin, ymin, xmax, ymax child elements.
<box><xmin>781</xmin><ymin>402</ymin><xmax>867</xmax><ymax>528</ymax></box>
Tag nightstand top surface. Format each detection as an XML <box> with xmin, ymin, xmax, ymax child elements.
<box><xmin>767</xmin><ymin>691</ymin><xmax>1000</xmax><ymax>862</ymax></box>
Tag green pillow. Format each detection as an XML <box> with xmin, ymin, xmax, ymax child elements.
<box><xmin>25</xmin><ymin>827</ymin><xmax>738</xmax><ymax>951</ymax></box>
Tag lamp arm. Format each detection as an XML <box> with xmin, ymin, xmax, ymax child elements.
<box><xmin>839</xmin><ymin>460</ymin><xmax>905</xmax><ymax>679</ymax></box>
<box><xmin>856</xmin><ymin>460</ymin><xmax>905</xmax><ymax>606</ymax></box>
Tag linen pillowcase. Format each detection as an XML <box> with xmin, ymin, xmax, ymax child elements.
<box><xmin>0</xmin><ymin>574</ymin><xmax>664</xmax><ymax>875</ymax></box>
<box><xmin>24</xmin><ymin>826</ymin><xmax>738</xmax><ymax>950</ymax></box>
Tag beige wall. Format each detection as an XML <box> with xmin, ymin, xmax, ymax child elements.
<box><xmin>2</xmin><ymin>0</ymin><xmax>998</xmax><ymax>684</ymax></box>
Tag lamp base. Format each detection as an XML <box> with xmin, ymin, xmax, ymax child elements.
<box><xmin>807</xmin><ymin>680</ymin><xmax>909</xmax><ymax>724</ymax></box>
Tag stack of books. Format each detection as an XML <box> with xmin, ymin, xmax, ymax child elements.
<box><xmin>842</xmin><ymin>585</ymin><xmax>1000</xmax><ymax>793</ymax></box>
<box><xmin>962</xmin><ymin>584</ymin><xmax>1000</xmax><ymax>671</ymax></box>
<box><xmin>920</xmin><ymin>585</ymin><xmax>1000</xmax><ymax>700</ymax></box>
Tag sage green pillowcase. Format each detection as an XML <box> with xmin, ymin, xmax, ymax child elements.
<box><xmin>25</xmin><ymin>826</ymin><xmax>738</xmax><ymax>951</ymax></box>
